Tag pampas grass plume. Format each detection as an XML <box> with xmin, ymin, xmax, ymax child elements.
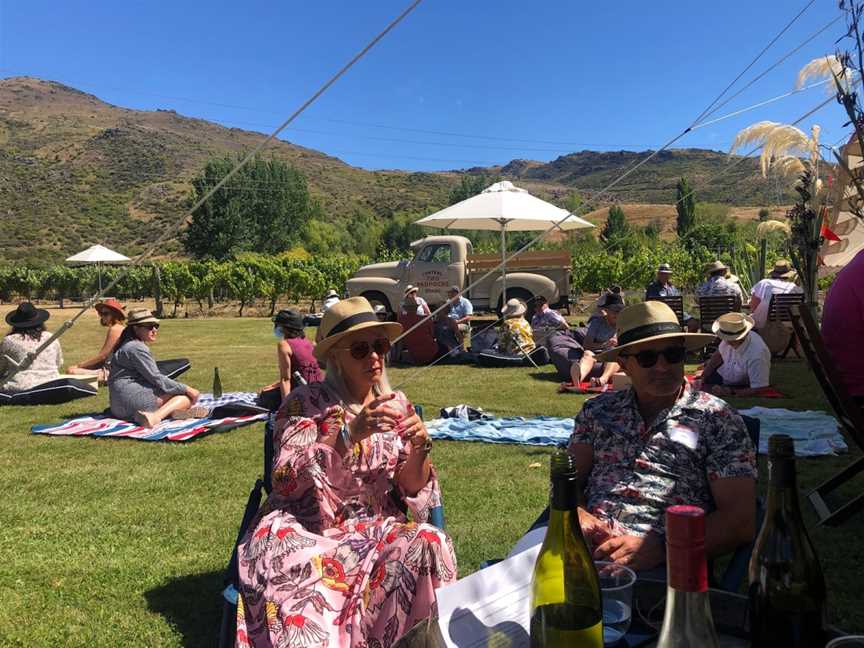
<box><xmin>797</xmin><ymin>55</ymin><xmax>844</xmax><ymax>90</ymax></box>
<box><xmin>757</xmin><ymin>220</ymin><xmax>792</xmax><ymax>239</ymax></box>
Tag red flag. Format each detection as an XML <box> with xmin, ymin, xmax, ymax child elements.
<box><xmin>821</xmin><ymin>224</ymin><xmax>841</xmax><ymax>242</ymax></box>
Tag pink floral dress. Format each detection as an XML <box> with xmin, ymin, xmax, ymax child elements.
<box><xmin>236</xmin><ymin>382</ymin><xmax>457</xmax><ymax>648</ymax></box>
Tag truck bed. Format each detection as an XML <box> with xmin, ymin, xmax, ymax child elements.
<box><xmin>466</xmin><ymin>249</ymin><xmax>571</xmax><ymax>273</ymax></box>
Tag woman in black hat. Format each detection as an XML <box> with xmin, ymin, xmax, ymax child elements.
<box><xmin>257</xmin><ymin>309</ymin><xmax>323</xmax><ymax>410</ymax></box>
<box><xmin>0</xmin><ymin>302</ymin><xmax>63</xmax><ymax>392</ymax></box>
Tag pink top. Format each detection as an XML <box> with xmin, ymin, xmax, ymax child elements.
<box><xmin>286</xmin><ymin>337</ymin><xmax>323</xmax><ymax>385</ymax></box>
<box><xmin>822</xmin><ymin>249</ymin><xmax>864</xmax><ymax>397</ymax></box>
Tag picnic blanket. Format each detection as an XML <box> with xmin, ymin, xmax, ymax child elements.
<box><xmin>427</xmin><ymin>408</ymin><xmax>846</xmax><ymax>456</ymax></box>
<box><xmin>31</xmin><ymin>391</ymin><xmax>267</xmax><ymax>443</ymax></box>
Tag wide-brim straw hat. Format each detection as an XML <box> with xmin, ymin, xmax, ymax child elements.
<box><xmin>126</xmin><ymin>308</ymin><xmax>159</xmax><ymax>327</ymax></box>
<box><xmin>596</xmin><ymin>301</ymin><xmax>715</xmax><ymax>362</ymax></box>
<box><xmin>5</xmin><ymin>302</ymin><xmax>49</xmax><ymax>328</ymax></box>
<box><xmin>657</xmin><ymin>263</ymin><xmax>673</xmax><ymax>274</ymax></box>
<box><xmin>501</xmin><ymin>298</ymin><xmax>526</xmax><ymax>318</ymax></box>
<box><xmin>703</xmin><ymin>260</ymin><xmax>728</xmax><ymax>275</ymax></box>
<box><xmin>314</xmin><ymin>296</ymin><xmax>402</xmax><ymax>361</ymax></box>
<box><xmin>323</xmin><ymin>289</ymin><xmax>339</xmax><ymax>299</ymax></box>
<box><xmin>94</xmin><ymin>297</ymin><xmax>126</xmax><ymax>320</ymax></box>
<box><xmin>404</xmin><ymin>284</ymin><xmax>419</xmax><ymax>297</ymax></box>
<box><xmin>769</xmin><ymin>259</ymin><xmax>796</xmax><ymax>280</ymax></box>
<box><xmin>712</xmin><ymin>312</ymin><xmax>755</xmax><ymax>341</ymax></box>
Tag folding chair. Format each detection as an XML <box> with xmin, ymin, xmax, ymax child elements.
<box><xmin>217</xmin><ymin>407</ymin><xmax>444</xmax><ymax>648</ymax></box>
<box><xmin>766</xmin><ymin>293</ymin><xmax>805</xmax><ymax>359</ymax></box>
<box><xmin>790</xmin><ymin>304</ymin><xmax>864</xmax><ymax>527</ymax></box>
<box><xmin>697</xmin><ymin>295</ymin><xmax>742</xmax><ymax>333</ymax></box>
<box><xmin>648</xmin><ymin>295</ymin><xmax>685</xmax><ymax>327</ymax></box>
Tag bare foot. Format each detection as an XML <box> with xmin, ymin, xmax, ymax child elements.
<box><xmin>134</xmin><ymin>410</ymin><xmax>161</xmax><ymax>428</ymax></box>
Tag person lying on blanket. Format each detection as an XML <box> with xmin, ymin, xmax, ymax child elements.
<box><xmin>107</xmin><ymin>308</ymin><xmax>203</xmax><ymax>428</ymax></box>
<box><xmin>567</xmin><ymin>302</ymin><xmax>757</xmax><ymax>571</ymax></box>
<box><xmin>235</xmin><ymin>297</ymin><xmax>456</xmax><ymax>648</ymax></box>
<box><xmin>67</xmin><ymin>298</ymin><xmax>125</xmax><ymax>384</ymax></box>
<box><xmin>497</xmin><ymin>298</ymin><xmax>535</xmax><ymax>355</ymax></box>
<box><xmin>698</xmin><ymin>313</ymin><xmax>771</xmax><ymax>398</ymax></box>
<box><xmin>0</xmin><ymin>302</ymin><xmax>63</xmax><ymax>393</ymax></box>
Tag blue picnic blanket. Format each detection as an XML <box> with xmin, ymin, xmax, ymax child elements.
<box><xmin>426</xmin><ymin>408</ymin><xmax>846</xmax><ymax>456</ymax></box>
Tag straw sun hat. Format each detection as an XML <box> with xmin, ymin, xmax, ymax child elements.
<box><xmin>711</xmin><ymin>313</ymin><xmax>755</xmax><ymax>342</ymax></box>
<box><xmin>596</xmin><ymin>301</ymin><xmax>715</xmax><ymax>362</ymax></box>
<box><xmin>769</xmin><ymin>259</ymin><xmax>796</xmax><ymax>280</ymax></box>
<box><xmin>314</xmin><ymin>296</ymin><xmax>402</xmax><ymax>361</ymax></box>
<box><xmin>501</xmin><ymin>298</ymin><xmax>526</xmax><ymax>318</ymax></box>
<box><xmin>703</xmin><ymin>260</ymin><xmax>728</xmax><ymax>275</ymax></box>
<box><xmin>126</xmin><ymin>308</ymin><xmax>159</xmax><ymax>327</ymax></box>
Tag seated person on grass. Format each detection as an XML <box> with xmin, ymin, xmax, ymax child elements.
<box><xmin>67</xmin><ymin>298</ymin><xmax>125</xmax><ymax>383</ymax></box>
<box><xmin>258</xmin><ymin>309</ymin><xmax>324</xmax><ymax>410</ymax></box>
<box><xmin>531</xmin><ymin>294</ymin><xmax>568</xmax><ymax>347</ymax></box>
<box><xmin>498</xmin><ymin>298</ymin><xmax>535</xmax><ymax>355</ymax></box>
<box><xmin>0</xmin><ymin>302</ymin><xmax>63</xmax><ymax>394</ymax></box>
<box><xmin>108</xmin><ymin>308</ymin><xmax>202</xmax><ymax>428</ymax></box>
<box><xmin>568</xmin><ymin>301</ymin><xmax>757</xmax><ymax>571</ymax></box>
<box><xmin>445</xmin><ymin>285</ymin><xmax>473</xmax><ymax>344</ymax></box>
<box><xmin>574</xmin><ymin>292</ymin><xmax>624</xmax><ymax>387</ymax></box>
<box><xmin>699</xmin><ymin>313</ymin><xmax>771</xmax><ymax>398</ymax></box>
<box><xmin>401</xmin><ymin>285</ymin><xmax>431</xmax><ymax>317</ymax></box>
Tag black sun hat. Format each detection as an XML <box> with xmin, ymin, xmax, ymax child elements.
<box><xmin>5</xmin><ymin>302</ymin><xmax>50</xmax><ymax>328</ymax></box>
<box><xmin>273</xmin><ymin>309</ymin><xmax>304</xmax><ymax>331</ymax></box>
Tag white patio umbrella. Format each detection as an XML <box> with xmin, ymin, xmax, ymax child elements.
<box><xmin>414</xmin><ymin>181</ymin><xmax>593</xmax><ymax>296</ymax></box>
<box><xmin>65</xmin><ymin>244</ymin><xmax>131</xmax><ymax>292</ymax></box>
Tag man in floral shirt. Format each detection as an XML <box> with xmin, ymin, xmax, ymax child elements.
<box><xmin>568</xmin><ymin>301</ymin><xmax>757</xmax><ymax>571</ymax></box>
<box><xmin>696</xmin><ymin>260</ymin><xmax>745</xmax><ymax>302</ymax></box>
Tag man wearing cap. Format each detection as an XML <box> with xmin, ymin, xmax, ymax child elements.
<box><xmin>748</xmin><ymin>259</ymin><xmax>802</xmax><ymax>330</ymax></box>
<box><xmin>67</xmin><ymin>298</ymin><xmax>126</xmax><ymax>383</ymax></box>
<box><xmin>696</xmin><ymin>260</ymin><xmax>745</xmax><ymax>302</ymax></box>
<box><xmin>568</xmin><ymin>301</ymin><xmax>757</xmax><ymax>571</ymax></box>
<box><xmin>700</xmin><ymin>313</ymin><xmax>771</xmax><ymax>398</ymax></box>
<box><xmin>445</xmin><ymin>285</ymin><xmax>473</xmax><ymax>343</ymax></box>
<box><xmin>645</xmin><ymin>264</ymin><xmax>699</xmax><ymax>333</ymax></box>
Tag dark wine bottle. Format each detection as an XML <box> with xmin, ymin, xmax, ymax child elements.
<box><xmin>212</xmin><ymin>366</ymin><xmax>223</xmax><ymax>399</ymax></box>
<box><xmin>656</xmin><ymin>505</ymin><xmax>720</xmax><ymax>648</ymax></box>
<box><xmin>529</xmin><ymin>448</ymin><xmax>603</xmax><ymax>647</ymax></box>
<box><xmin>748</xmin><ymin>434</ymin><xmax>827</xmax><ymax>647</ymax></box>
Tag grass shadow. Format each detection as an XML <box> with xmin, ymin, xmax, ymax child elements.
<box><xmin>144</xmin><ymin>570</ymin><xmax>224</xmax><ymax>648</ymax></box>
<box><xmin>527</xmin><ymin>370</ymin><xmax>562</xmax><ymax>383</ymax></box>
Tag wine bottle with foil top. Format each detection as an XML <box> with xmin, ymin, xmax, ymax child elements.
<box><xmin>656</xmin><ymin>505</ymin><xmax>720</xmax><ymax>648</ymax></box>
<box><xmin>529</xmin><ymin>447</ymin><xmax>603</xmax><ymax>647</ymax></box>
<box><xmin>748</xmin><ymin>434</ymin><xmax>827</xmax><ymax>647</ymax></box>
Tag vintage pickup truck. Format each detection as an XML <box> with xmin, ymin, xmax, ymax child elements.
<box><xmin>346</xmin><ymin>235</ymin><xmax>571</xmax><ymax>317</ymax></box>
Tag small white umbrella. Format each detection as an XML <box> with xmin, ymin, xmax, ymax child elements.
<box><xmin>66</xmin><ymin>244</ymin><xmax>131</xmax><ymax>292</ymax></box>
<box><xmin>415</xmin><ymin>181</ymin><xmax>593</xmax><ymax>296</ymax></box>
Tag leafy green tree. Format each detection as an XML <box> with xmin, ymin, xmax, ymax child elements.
<box><xmin>184</xmin><ymin>156</ymin><xmax>313</xmax><ymax>260</ymax></box>
<box><xmin>302</xmin><ymin>219</ymin><xmax>344</xmax><ymax>256</ymax></box>
<box><xmin>381</xmin><ymin>212</ymin><xmax>425</xmax><ymax>253</ymax></box>
<box><xmin>675</xmin><ymin>177</ymin><xmax>697</xmax><ymax>236</ymax></box>
<box><xmin>42</xmin><ymin>266</ymin><xmax>80</xmax><ymax>307</ymax></box>
<box><xmin>602</xmin><ymin>205</ymin><xmax>629</xmax><ymax>241</ymax></box>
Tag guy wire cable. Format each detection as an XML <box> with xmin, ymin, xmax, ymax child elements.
<box><xmin>2</xmin><ymin>0</ymin><xmax>424</xmax><ymax>380</ymax></box>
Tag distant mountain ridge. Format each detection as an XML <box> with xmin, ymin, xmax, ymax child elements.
<box><xmin>0</xmin><ymin>76</ymin><xmax>789</xmax><ymax>262</ymax></box>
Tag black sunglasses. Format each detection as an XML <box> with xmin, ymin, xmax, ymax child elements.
<box><xmin>137</xmin><ymin>323</ymin><xmax>160</xmax><ymax>331</ymax></box>
<box><xmin>619</xmin><ymin>346</ymin><xmax>686</xmax><ymax>368</ymax></box>
<box><xmin>344</xmin><ymin>337</ymin><xmax>391</xmax><ymax>360</ymax></box>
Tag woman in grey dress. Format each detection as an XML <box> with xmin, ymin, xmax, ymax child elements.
<box><xmin>108</xmin><ymin>308</ymin><xmax>202</xmax><ymax>428</ymax></box>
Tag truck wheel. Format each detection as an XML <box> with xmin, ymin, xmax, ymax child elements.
<box><xmin>498</xmin><ymin>288</ymin><xmax>537</xmax><ymax>322</ymax></box>
<box><xmin>361</xmin><ymin>291</ymin><xmax>394</xmax><ymax>320</ymax></box>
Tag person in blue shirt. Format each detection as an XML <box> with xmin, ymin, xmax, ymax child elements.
<box><xmin>645</xmin><ymin>263</ymin><xmax>679</xmax><ymax>299</ymax></box>
<box><xmin>445</xmin><ymin>286</ymin><xmax>473</xmax><ymax>344</ymax></box>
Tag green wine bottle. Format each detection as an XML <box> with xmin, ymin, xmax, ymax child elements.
<box><xmin>748</xmin><ymin>434</ymin><xmax>827</xmax><ymax>647</ymax></box>
<box><xmin>212</xmin><ymin>366</ymin><xmax>223</xmax><ymax>399</ymax></box>
<box><xmin>529</xmin><ymin>448</ymin><xmax>603</xmax><ymax>647</ymax></box>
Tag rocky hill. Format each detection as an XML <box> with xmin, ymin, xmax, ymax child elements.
<box><xmin>0</xmin><ymin>76</ymin><xmax>790</xmax><ymax>262</ymax></box>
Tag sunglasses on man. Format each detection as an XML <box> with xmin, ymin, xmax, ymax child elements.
<box><xmin>136</xmin><ymin>323</ymin><xmax>160</xmax><ymax>331</ymax></box>
<box><xmin>341</xmin><ymin>337</ymin><xmax>391</xmax><ymax>360</ymax></box>
<box><xmin>619</xmin><ymin>346</ymin><xmax>686</xmax><ymax>368</ymax></box>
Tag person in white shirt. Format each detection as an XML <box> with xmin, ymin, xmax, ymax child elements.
<box><xmin>401</xmin><ymin>285</ymin><xmax>431</xmax><ymax>317</ymax></box>
<box><xmin>322</xmin><ymin>290</ymin><xmax>340</xmax><ymax>312</ymax></box>
<box><xmin>748</xmin><ymin>259</ymin><xmax>802</xmax><ymax>329</ymax></box>
<box><xmin>700</xmin><ymin>313</ymin><xmax>771</xmax><ymax>397</ymax></box>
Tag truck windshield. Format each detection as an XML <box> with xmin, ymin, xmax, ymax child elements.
<box><xmin>416</xmin><ymin>244</ymin><xmax>452</xmax><ymax>264</ymax></box>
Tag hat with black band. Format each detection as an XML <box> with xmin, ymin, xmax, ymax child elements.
<box><xmin>314</xmin><ymin>297</ymin><xmax>402</xmax><ymax>361</ymax></box>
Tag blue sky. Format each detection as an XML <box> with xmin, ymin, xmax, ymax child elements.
<box><xmin>0</xmin><ymin>0</ymin><xmax>851</xmax><ymax>171</ymax></box>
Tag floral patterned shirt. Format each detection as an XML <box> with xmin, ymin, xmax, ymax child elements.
<box><xmin>696</xmin><ymin>275</ymin><xmax>745</xmax><ymax>302</ymax></box>
<box><xmin>568</xmin><ymin>383</ymin><xmax>756</xmax><ymax>537</ymax></box>
<box><xmin>498</xmin><ymin>317</ymin><xmax>536</xmax><ymax>354</ymax></box>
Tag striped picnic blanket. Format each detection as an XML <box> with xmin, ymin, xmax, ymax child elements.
<box><xmin>31</xmin><ymin>391</ymin><xmax>267</xmax><ymax>442</ymax></box>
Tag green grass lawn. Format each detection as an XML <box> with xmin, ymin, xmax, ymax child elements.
<box><xmin>1</xmin><ymin>310</ymin><xmax>862</xmax><ymax>646</ymax></box>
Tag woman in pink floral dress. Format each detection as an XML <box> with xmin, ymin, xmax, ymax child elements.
<box><xmin>236</xmin><ymin>297</ymin><xmax>457</xmax><ymax>648</ymax></box>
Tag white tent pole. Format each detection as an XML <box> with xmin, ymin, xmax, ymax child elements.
<box><xmin>500</xmin><ymin>221</ymin><xmax>506</xmax><ymax>307</ymax></box>
<box><xmin>98</xmin><ymin>262</ymin><xmax>102</xmax><ymax>293</ymax></box>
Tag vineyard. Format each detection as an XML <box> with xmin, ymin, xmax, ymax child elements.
<box><xmin>0</xmin><ymin>234</ymin><xmax>801</xmax><ymax>317</ymax></box>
